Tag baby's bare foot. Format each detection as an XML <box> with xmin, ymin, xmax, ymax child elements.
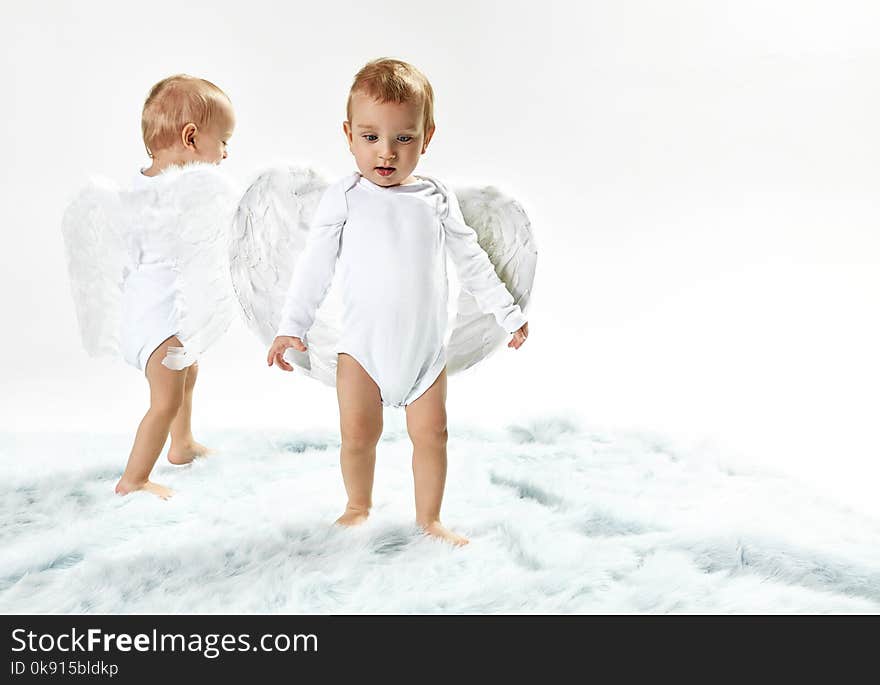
<box><xmin>420</xmin><ymin>521</ymin><xmax>469</xmax><ymax>547</ymax></box>
<box><xmin>167</xmin><ymin>441</ymin><xmax>211</xmax><ymax>465</ymax></box>
<box><xmin>115</xmin><ymin>478</ymin><xmax>173</xmax><ymax>500</ymax></box>
<box><xmin>335</xmin><ymin>506</ymin><xmax>370</xmax><ymax>527</ymax></box>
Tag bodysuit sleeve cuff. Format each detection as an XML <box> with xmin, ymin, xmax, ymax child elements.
<box><xmin>501</xmin><ymin>309</ymin><xmax>528</xmax><ymax>333</ymax></box>
<box><xmin>275</xmin><ymin>324</ymin><xmax>307</xmax><ymax>340</ymax></box>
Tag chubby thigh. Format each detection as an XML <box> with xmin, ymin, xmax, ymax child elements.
<box><xmin>144</xmin><ymin>336</ymin><xmax>189</xmax><ymax>416</ymax></box>
<box><xmin>336</xmin><ymin>352</ymin><xmax>383</xmax><ymax>443</ymax></box>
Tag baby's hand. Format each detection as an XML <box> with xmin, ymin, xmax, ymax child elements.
<box><xmin>508</xmin><ymin>322</ymin><xmax>529</xmax><ymax>350</ymax></box>
<box><xmin>267</xmin><ymin>336</ymin><xmax>307</xmax><ymax>371</ymax></box>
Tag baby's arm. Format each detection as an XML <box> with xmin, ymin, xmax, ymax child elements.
<box><xmin>442</xmin><ymin>187</ymin><xmax>529</xmax><ymax>348</ymax></box>
<box><xmin>269</xmin><ymin>179</ymin><xmax>350</xmax><ymax>370</ymax></box>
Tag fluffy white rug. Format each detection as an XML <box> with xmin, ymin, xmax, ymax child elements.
<box><xmin>1</xmin><ymin>417</ymin><xmax>878</xmax><ymax>614</ymax></box>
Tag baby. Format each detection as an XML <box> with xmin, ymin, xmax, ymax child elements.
<box><xmin>113</xmin><ymin>75</ymin><xmax>235</xmax><ymax>498</ymax></box>
<box><xmin>267</xmin><ymin>59</ymin><xmax>529</xmax><ymax>545</ymax></box>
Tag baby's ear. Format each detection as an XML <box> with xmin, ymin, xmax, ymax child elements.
<box><xmin>181</xmin><ymin>123</ymin><xmax>198</xmax><ymax>150</ymax></box>
<box><xmin>422</xmin><ymin>126</ymin><xmax>436</xmax><ymax>153</ymax></box>
<box><xmin>342</xmin><ymin>121</ymin><xmax>354</xmax><ymax>147</ymax></box>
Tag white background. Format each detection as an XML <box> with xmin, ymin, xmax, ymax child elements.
<box><xmin>1</xmin><ymin>2</ymin><xmax>878</xmax><ymax>512</ymax></box>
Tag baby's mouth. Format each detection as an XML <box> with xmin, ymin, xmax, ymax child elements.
<box><xmin>375</xmin><ymin>166</ymin><xmax>396</xmax><ymax>177</ymax></box>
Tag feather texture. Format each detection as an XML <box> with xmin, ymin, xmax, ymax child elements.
<box><xmin>128</xmin><ymin>164</ymin><xmax>240</xmax><ymax>369</ymax></box>
<box><xmin>63</xmin><ymin>163</ymin><xmax>239</xmax><ymax>370</ymax></box>
<box><xmin>446</xmin><ymin>186</ymin><xmax>537</xmax><ymax>373</ymax></box>
<box><xmin>230</xmin><ymin>165</ymin><xmax>342</xmax><ymax>383</ymax></box>
<box><xmin>61</xmin><ymin>178</ymin><xmax>126</xmax><ymax>357</ymax></box>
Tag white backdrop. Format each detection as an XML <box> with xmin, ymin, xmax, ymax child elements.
<box><xmin>1</xmin><ymin>1</ymin><xmax>878</xmax><ymax>512</ymax></box>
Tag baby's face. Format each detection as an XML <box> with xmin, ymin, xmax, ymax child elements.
<box><xmin>183</xmin><ymin>100</ymin><xmax>235</xmax><ymax>164</ymax></box>
<box><xmin>344</xmin><ymin>91</ymin><xmax>434</xmax><ymax>186</ymax></box>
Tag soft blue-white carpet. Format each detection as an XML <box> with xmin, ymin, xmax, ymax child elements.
<box><xmin>1</xmin><ymin>418</ymin><xmax>878</xmax><ymax>613</ymax></box>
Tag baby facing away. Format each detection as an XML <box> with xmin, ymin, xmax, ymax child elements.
<box><xmin>266</xmin><ymin>59</ymin><xmax>531</xmax><ymax>546</ymax></box>
<box><xmin>63</xmin><ymin>74</ymin><xmax>239</xmax><ymax>500</ymax></box>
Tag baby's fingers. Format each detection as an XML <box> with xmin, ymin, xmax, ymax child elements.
<box><xmin>267</xmin><ymin>343</ymin><xmax>292</xmax><ymax>370</ymax></box>
<box><xmin>275</xmin><ymin>351</ymin><xmax>294</xmax><ymax>372</ymax></box>
<box><xmin>267</xmin><ymin>345</ymin><xmax>285</xmax><ymax>366</ymax></box>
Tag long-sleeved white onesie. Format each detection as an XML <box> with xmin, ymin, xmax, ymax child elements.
<box><xmin>276</xmin><ymin>173</ymin><xmax>527</xmax><ymax>407</ymax></box>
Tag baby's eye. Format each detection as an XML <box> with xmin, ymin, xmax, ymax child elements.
<box><xmin>362</xmin><ymin>134</ymin><xmax>378</xmax><ymax>142</ymax></box>
<box><xmin>397</xmin><ymin>136</ymin><xmax>413</xmax><ymax>143</ymax></box>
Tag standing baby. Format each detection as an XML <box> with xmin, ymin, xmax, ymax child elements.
<box><xmin>267</xmin><ymin>59</ymin><xmax>529</xmax><ymax>545</ymax></box>
<box><xmin>63</xmin><ymin>74</ymin><xmax>238</xmax><ymax>499</ymax></box>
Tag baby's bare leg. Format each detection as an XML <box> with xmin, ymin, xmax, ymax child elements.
<box><xmin>405</xmin><ymin>369</ymin><xmax>468</xmax><ymax>546</ymax></box>
<box><xmin>115</xmin><ymin>337</ymin><xmax>187</xmax><ymax>499</ymax></box>
<box><xmin>168</xmin><ymin>362</ymin><xmax>210</xmax><ymax>464</ymax></box>
<box><xmin>335</xmin><ymin>353</ymin><xmax>383</xmax><ymax>527</ymax></box>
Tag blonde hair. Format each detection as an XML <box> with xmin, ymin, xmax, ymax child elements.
<box><xmin>346</xmin><ymin>58</ymin><xmax>434</xmax><ymax>134</ymax></box>
<box><xmin>141</xmin><ymin>74</ymin><xmax>232</xmax><ymax>157</ymax></box>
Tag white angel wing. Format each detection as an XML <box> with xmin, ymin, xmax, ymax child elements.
<box><xmin>230</xmin><ymin>166</ymin><xmax>343</xmax><ymax>384</ymax></box>
<box><xmin>61</xmin><ymin>178</ymin><xmax>126</xmax><ymax>358</ymax></box>
<box><xmin>143</xmin><ymin>164</ymin><xmax>240</xmax><ymax>366</ymax></box>
<box><xmin>446</xmin><ymin>186</ymin><xmax>537</xmax><ymax>374</ymax></box>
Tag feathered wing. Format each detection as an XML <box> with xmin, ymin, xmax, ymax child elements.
<box><xmin>446</xmin><ymin>185</ymin><xmax>537</xmax><ymax>374</ymax></box>
<box><xmin>128</xmin><ymin>164</ymin><xmax>241</xmax><ymax>369</ymax></box>
<box><xmin>152</xmin><ymin>165</ymin><xmax>240</xmax><ymax>368</ymax></box>
<box><xmin>230</xmin><ymin>165</ymin><xmax>343</xmax><ymax>385</ymax></box>
<box><xmin>61</xmin><ymin>178</ymin><xmax>126</xmax><ymax>358</ymax></box>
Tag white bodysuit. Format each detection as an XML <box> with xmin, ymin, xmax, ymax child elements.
<box><xmin>276</xmin><ymin>173</ymin><xmax>527</xmax><ymax>407</ymax></box>
<box><xmin>121</xmin><ymin>171</ymin><xmax>184</xmax><ymax>370</ymax></box>
<box><xmin>119</xmin><ymin>166</ymin><xmax>237</xmax><ymax>371</ymax></box>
